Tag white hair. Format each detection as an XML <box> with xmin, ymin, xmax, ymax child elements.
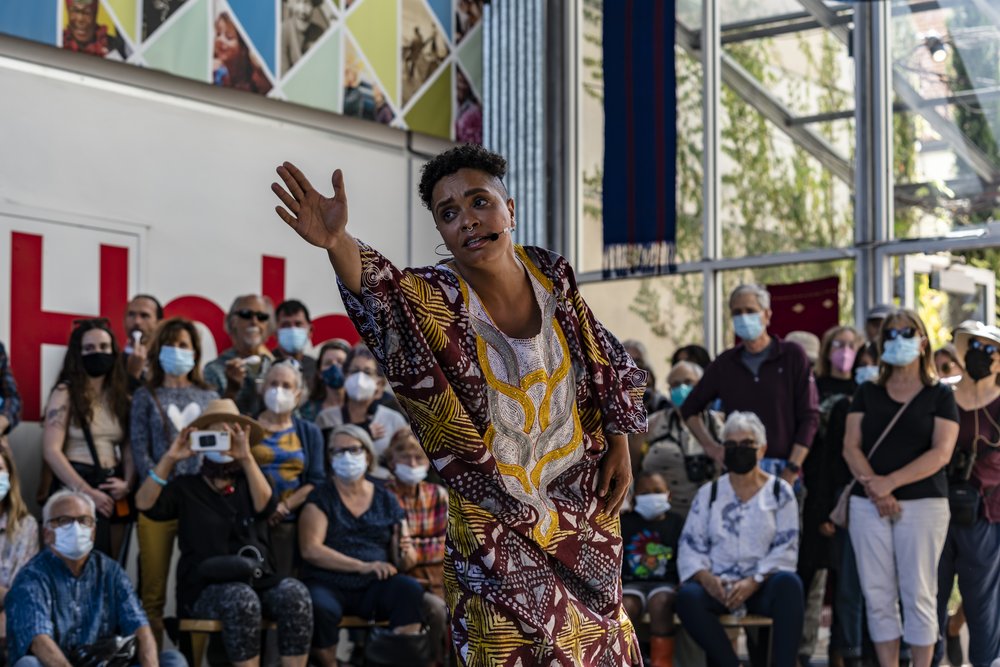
<box><xmin>722</xmin><ymin>411</ymin><xmax>767</xmax><ymax>446</ymax></box>
<box><xmin>668</xmin><ymin>360</ymin><xmax>704</xmax><ymax>382</ymax></box>
<box><xmin>729</xmin><ymin>284</ymin><xmax>771</xmax><ymax>311</ymax></box>
<box><xmin>42</xmin><ymin>489</ymin><xmax>96</xmax><ymax>525</ymax></box>
<box><xmin>268</xmin><ymin>359</ymin><xmax>305</xmax><ymax>390</ymax></box>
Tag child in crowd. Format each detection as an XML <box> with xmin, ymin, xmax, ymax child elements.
<box><xmin>621</xmin><ymin>471</ymin><xmax>684</xmax><ymax>667</ymax></box>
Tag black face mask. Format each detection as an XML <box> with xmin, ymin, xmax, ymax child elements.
<box><xmin>201</xmin><ymin>459</ymin><xmax>243</xmax><ymax>481</ymax></box>
<box><xmin>965</xmin><ymin>348</ymin><xmax>993</xmax><ymax>382</ymax></box>
<box><xmin>724</xmin><ymin>446</ymin><xmax>758</xmax><ymax>475</ymax></box>
<box><xmin>81</xmin><ymin>352</ymin><xmax>116</xmax><ymax>378</ymax></box>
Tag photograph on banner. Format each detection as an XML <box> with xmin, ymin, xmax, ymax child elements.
<box><xmin>143</xmin><ymin>0</ymin><xmax>189</xmax><ymax>40</ymax></box>
<box><xmin>62</xmin><ymin>0</ymin><xmax>130</xmax><ymax>60</ymax></box>
<box><xmin>455</xmin><ymin>66</ymin><xmax>482</xmax><ymax>144</ymax></box>
<box><xmin>281</xmin><ymin>0</ymin><xmax>335</xmax><ymax>74</ymax></box>
<box><xmin>456</xmin><ymin>0</ymin><xmax>483</xmax><ymax>43</ymax></box>
<box><xmin>400</xmin><ymin>0</ymin><xmax>449</xmax><ymax>106</ymax></box>
<box><xmin>213</xmin><ymin>2</ymin><xmax>272</xmax><ymax>94</ymax></box>
<box><xmin>343</xmin><ymin>38</ymin><xmax>394</xmax><ymax>125</ymax></box>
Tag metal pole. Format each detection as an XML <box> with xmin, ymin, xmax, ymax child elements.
<box><xmin>702</xmin><ymin>0</ymin><xmax>723</xmax><ymax>355</ymax></box>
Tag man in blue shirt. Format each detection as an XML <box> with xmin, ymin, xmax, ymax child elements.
<box><xmin>6</xmin><ymin>490</ymin><xmax>186</xmax><ymax>667</ymax></box>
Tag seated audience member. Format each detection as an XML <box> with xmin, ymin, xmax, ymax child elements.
<box><xmin>0</xmin><ymin>340</ymin><xmax>22</xmax><ymax>447</ymax></box>
<box><xmin>634</xmin><ymin>361</ymin><xmax>721</xmax><ymax>517</ymax></box>
<box><xmin>0</xmin><ymin>447</ymin><xmax>38</xmax><ymax>648</ymax></box>
<box><xmin>130</xmin><ymin>317</ymin><xmax>219</xmax><ymax>645</ymax></box>
<box><xmin>135</xmin><ymin>400</ymin><xmax>312</xmax><ymax>667</ymax></box>
<box><xmin>671</xmin><ymin>344</ymin><xmax>712</xmax><ymax>371</ymax></box>
<box><xmin>299</xmin><ymin>340</ymin><xmax>351</xmax><ymax>423</ymax></box>
<box><xmin>204</xmin><ymin>295</ymin><xmax>276</xmax><ymax>416</ymax></box>
<box><xmin>252</xmin><ymin>361</ymin><xmax>326</xmax><ymax>576</ymax></box>
<box><xmin>315</xmin><ymin>346</ymin><xmax>407</xmax><ymax>462</ymax></box>
<box><xmin>677</xmin><ymin>411</ymin><xmax>803</xmax><ymax>667</ymax></box>
<box><xmin>299</xmin><ymin>425</ymin><xmax>425</xmax><ymax>667</ymax></box>
<box><xmin>273</xmin><ymin>300</ymin><xmax>317</xmax><ymax>382</ymax></box>
<box><xmin>42</xmin><ymin>318</ymin><xmax>133</xmax><ymax>558</ymax></box>
<box><xmin>621</xmin><ymin>472</ymin><xmax>684</xmax><ymax>667</ymax></box>
<box><xmin>385</xmin><ymin>429</ymin><xmax>449</xmax><ymax>663</ymax></box>
<box><xmin>122</xmin><ymin>294</ymin><xmax>164</xmax><ymax>389</ymax></box>
<box><xmin>6</xmin><ymin>489</ymin><xmax>185</xmax><ymax>667</ymax></box>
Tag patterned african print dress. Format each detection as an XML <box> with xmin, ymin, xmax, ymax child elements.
<box><xmin>339</xmin><ymin>242</ymin><xmax>648</xmax><ymax>666</ymax></box>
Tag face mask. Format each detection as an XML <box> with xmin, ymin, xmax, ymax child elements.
<box><xmin>830</xmin><ymin>347</ymin><xmax>857</xmax><ymax>375</ymax></box>
<box><xmin>81</xmin><ymin>352</ymin><xmax>116</xmax><ymax>378</ymax></box>
<box><xmin>0</xmin><ymin>471</ymin><xmax>11</xmax><ymax>502</ymax></box>
<box><xmin>882</xmin><ymin>337</ymin><xmax>922</xmax><ymax>367</ymax></box>
<box><xmin>331</xmin><ymin>451</ymin><xmax>368</xmax><ymax>482</ymax></box>
<box><xmin>669</xmin><ymin>384</ymin><xmax>693</xmax><ymax>408</ymax></box>
<box><xmin>277</xmin><ymin>327</ymin><xmax>310</xmax><ymax>354</ymax></box>
<box><xmin>53</xmin><ymin>522</ymin><xmax>94</xmax><ymax>560</ymax></box>
<box><xmin>854</xmin><ymin>365</ymin><xmax>880</xmax><ymax>385</ymax></box>
<box><xmin>345</xmin><ymin>372</ymin><xmax>377</xmax><ymax>402</ymax></box>
<box><xmin>733</xmin><ymin>313</ymin><xmax>765</xmax><ymax>341</ymax></box>
<box><xmin>394</xmin><ymin>463</ymin><xmax>429</xmax><ymax>485</ymax></box>
<box><xmin>321</xmin><ymin>364</ymin><xmax>345</xmax><ymax>389</ymax></box>
<box><xmin>264</xmin><ymin>387</ymin><xmax>298</xmax><ymax>414</ymax></box>
<box><xmin>633</xmin><ymin>493</ymin><xmax>671</xmax><ymax>520</ymax></box>
<box><xmin>965</xmin><ymin>348</ymin><xmax>993</xmax><ymax>382</ymax></box>
<box><xmin>201</xmin><ymin>455</ymin><xmax>241</xmax><ymax>481</ymax></box>
<box><xmin>159</xmin><ymin>346</ymin><xmax>196</xmax><ymax>377</ymax></box>
<box><xmin>724</xmin><ymin>446</ymin><xmax>758</xmax><ymax>475</ymax></box>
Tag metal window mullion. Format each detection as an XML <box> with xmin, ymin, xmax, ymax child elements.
<box><xmin>702</xmin><ymin>0</ymin><xmax>723</xmax><ymax>356</ymax></box>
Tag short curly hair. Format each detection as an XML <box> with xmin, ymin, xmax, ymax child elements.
<box><xmin>418</xmin><ymin>144</ymin><xmax>508</xmax><ymax>210</ymax></box>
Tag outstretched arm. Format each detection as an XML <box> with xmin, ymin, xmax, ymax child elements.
<box><xmin>272</xmin><ymin>162</ymin><xmax>363</xmax><ymax>296</ymax></box>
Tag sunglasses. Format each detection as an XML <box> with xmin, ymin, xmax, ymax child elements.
<box><xmin>883</xmin><ymin>327</ymin><xmax>917</xmax><ymax>341</ymax></box>
<box><xmin>969</xmin><ymin>339</ymin><xmax>1000</xmax><ymax>356</ymax></box>
<box><xmin>722</xmin><ymin>439</ymin><xmax>758</xmax><ymax>449</ymax></box>
<box><xmin>235</xmin><ymin>310</ymin><xmax>270</xmax><ymax>322</ymax></box>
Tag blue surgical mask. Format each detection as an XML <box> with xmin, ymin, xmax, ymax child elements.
<box><xmin>277</xmin><ymin>327</ymin><xmax>310</xmax><ymax>354</ymax></box>
<box><xmin>0</xmin><ymin>471</ymin><xmax>10</xmax><ymax>502</ymax></box>
<box><xmin>882</xmin><ymin>337</ymin><xmax>922</xmax><ymax>367</ymax></box>
<box><xmin>669</xmin><ymin>384</ymin><xmax>693</xmax><ymax>408</ymax></box>
<box><xmin>331</xmin><ymin>451</ymin><xmax>368</xmax><ymax>482</ymax></box>
<box><xmin>854</xmin><ymin>365</ymin><xmax>880</xmax><ymax>385</ymax></box>
<box><xmin>733</xmin><ymin>313</ymin><xmax>765</xmax><ymax>341</ymax></box>
<box><xmin>204</xmin><ymin>451</ymin><xmax>235</xmax><ymax>464</ymax></box>
<box><xmin>53</xmin><ymin>522</ymin><xmax>94</xmax><ymax>560</ymax></box>
<box><xmin>321</xmin><ymin>364</ymin><xmax>345</xmax><ymax>389</ymax></box>
<box><xmin>159</xmin><ymin>346</ymin><xmax>196</xmax><ymax>377</ymax></box>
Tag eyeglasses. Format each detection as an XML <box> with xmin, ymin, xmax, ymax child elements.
<box><xmin>722</xmin><ymin>439</ymin><xmax>758</xmax><ymax>449</ymax></box>
<box><xmin>969</xmin><ymin>339</ymin><xmax>1000</xmax><ymax>355</ymax></box>
<box><xmin>830</xmin><ymin>340</ymin><xmax>852</xmax><ymax>349</ymax></box>
<box><xmin>235</xmin><ymin>310</ymin><xmax>270</xmax><ymax>322</ymax></box>
<box><xmin>883</xmin><ymin>327</ymin><xmax>917</xmax><ymax>341</ymax></box>
<box><xmin>47</xmin><ymin>515</ymin><xmax>96</xmax><ymax>528</ymax></box>
<box><xmin>331</xmin><ymin>447</ymin><xmax>365</xmax><ymax>457</ymax></box>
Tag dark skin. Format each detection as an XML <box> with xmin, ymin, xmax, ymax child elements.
<box><xmin>622</xmin><ymin>473</ymin><xmax>676</xmax><ymax>636</ymax></box>
<box><xmin>270</xmin><ymin>162</ymin><xmax>632</xmax><ymax>514</ymax></box>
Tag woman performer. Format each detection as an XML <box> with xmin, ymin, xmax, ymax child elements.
<box><xmin>271</xmin><ymin>145</ymin><xmax>647</xmax><ymax>665</ymax></box>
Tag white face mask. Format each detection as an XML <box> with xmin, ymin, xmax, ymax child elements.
<box><xmin>344</xmin><ymin>372</ymin><xmax>377</xmax><ymax>402</ymax></box>
<box><xmin>0</xmin><ymin>471</ymin><xmax>10</xmax><ymax>502</ymax></box>
<box><xmin>394</xmin><ymin>463</ymin><xmax>429</xmax><ymax>485</ymax></box>
<box><xmin>53</xmin><ymin>522</ymin><xmax>94</xmax><ymax>560</ymax></box>
<box><xmin>264</xmin><ymin>387</ymin><xmax>298</xmax><ymax>414</ymax></box>
<box><xmin>331</xmin><ymin>451</ymin><xmax>368</xmax><ymax>482</ymax></box>
<box><xmin>633</xmin><ymin>493</ymin><xmax>672</xmax><ymax>520</ymax></box>
<box><xmin>204</xmin><ymin>451</ymin><xmax>235</xmax><ymax>464</ymax></box>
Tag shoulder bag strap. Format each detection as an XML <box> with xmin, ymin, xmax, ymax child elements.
<box><xmin>842</xmin><ymin>390</ymin><xmax>919</xmax><ymax>499</ymax></box>
<box><xmin>148</xmin><ymin>389</ymin><xmax>172</xmax><ymax>442</ymax></box>
<box><xmin>80</xmin><ymin>419</ymin><xmax>104</xmax><ymax>470</ymax></box>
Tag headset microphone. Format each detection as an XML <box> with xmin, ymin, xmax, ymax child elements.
<box><xmin>487</xmin><ymin>227</ymin><xmax>511</xmax><ymax>242</ymax></box>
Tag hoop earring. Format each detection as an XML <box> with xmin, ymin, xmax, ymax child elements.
<box><xmin>435</xmin><ymin>243</ymin><xmax>452</xmax><ymax>257</ymax></box>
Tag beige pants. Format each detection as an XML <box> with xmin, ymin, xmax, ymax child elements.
<box><xmin>137</xmin><ymin>513</ymin><xmax>179</xmax><ymax>648</ymax></box>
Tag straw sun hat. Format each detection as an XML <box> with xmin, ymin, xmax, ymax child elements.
<box><xmin>187</xmin><ymin>398</ymin><xmax>265</xmax><ymax>446</ymax></box>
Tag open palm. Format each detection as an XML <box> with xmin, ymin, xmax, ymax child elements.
<box><xmin>271</xmin><ymin>161</ymin><xmax>349</xmax><ymax>249</ymax></box>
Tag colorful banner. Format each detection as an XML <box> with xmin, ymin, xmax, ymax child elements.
<box><xmin>766</xmin><ymin>276</ymin><xmax>841</xmax><ymax>340</ymax></box>
<box><xmin>602</xmin><ymin>0</ymin><xmax>677</xmax><ymax>276</ymax></box>
<box><xmin>0</xmin><ymin>0</ymin><xmax>485</xmax><ymax>141</ymax></box>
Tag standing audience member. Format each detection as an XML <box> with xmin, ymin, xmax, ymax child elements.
<box><xmin>681</xmin><ymin>284</ymin><xmax>819</xmax><ymax>488</ymax></box>
<box><xmin>0</xmin><ymin>447</ymin><xmax>38</xmax><ymax>652</ymax></box>
<box><xmin>123</xmin><ymin>294</ymin><xmax>164</xmax><ymax>389</ymax></box>
<box><xmin>315</xmin><ymin>346</ymin><xmax>407</xmax><ymax>462</ymax></box>
<box><xmin>135</xmin><ymin>401</ymin><xmax>312</xmax><ymax>667</ymax></box>
<box><xmin>843</xmin><ymin>309</ymin><xmax>958</xmax><ymax>667</ymax></box>
<box><xmin>671</xmin><ymin>345</ymin><xmax>712</xmax><ymax>371</ymax></box>
<box><xmin>6</xmin><ymin>490</ymin><xmax>185</xmax><ymax>667</ymax></box>
<box><xmin>634</xmin><ymin>361</ymin><xmax>720</xmax><ymax>517</ymax></box>
<box><xmin>785</xmin><ymin>331</ymin><xmax>820</xmax><ymax>368</ymax></box>
<box><xmin>934</xmin><ymin>344</ymin><xmax>963</xmax><ymax>384</ymax></box>
<box><xmin>130</xmin><ymin>317</ymin><xmax>219</xmax><ymax>646</ymax></box>
<box><xmin>863</xmin><ymin>304</ymin><xmax>892</xmax><ymax>344</ymax></box>
<box><xmin>677</xmin><ymin>411</ymin><xmax>803</xmax><ymax>667</ymax></box>
<box><xmin>204</xmin><ymin>295</ymin><xmax>275</xmax><ymax>416</ymax></box>
<box><xmin>252</xmin><ymin>361</ymin><xmax>326</xmax><ymax>577</ymax></box>
<box><xmin>384</xmin><ymin>429</ymin><xmax>449</xmax><ymax>664</ymax></box>
<box><xmin>0</xmin><ymin>341</ymin><xmax>21</xmax><ymax>448</ymax></box>
<box><xmin>299</xmin><ymin>340</ymin><xmax>350</xmax><ymax>422</ymax></box>
<box><xmin>273</xmin><ymin>300</ymin><xmax>317</xmax><ymax>382</ymax></box>
<box><xmin>41</xmin><ymin>318</ymin><xmax>133</xmax><ymax>558</ymax></box>
<box><xmin>299</xmin><ymin>425</ymin><xmax>425</xmax><ymax>667</ymax></box>
<box><xmin>933</xmin><ymin>322</ymin><xmax>1000</xmax><ymax>667</ymax></box>
<box><xmin>621</xmin><ymin>471</ymin><xmax>684</xmax><ymax>667</ymax></box>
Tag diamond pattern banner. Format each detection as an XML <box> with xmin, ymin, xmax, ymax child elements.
<box><xmin>0</xmin><ymin>0</ymin><xmax>484</xmax><ymax>141</ymax></box>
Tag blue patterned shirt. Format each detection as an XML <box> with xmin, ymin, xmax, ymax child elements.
<box><xmin>677</xmin><ymin>473</ymin><xmax>799</xmax><ymax>583</ymax></box>
<box><xmin>6</xmin><ymin>549</ymin><xmax>148</xmax><ymax>663</ymax></box>
<box><xmin>0</xmin><ymin>342</ymin><xmax>22</xmax><ymax>433</ymax></box>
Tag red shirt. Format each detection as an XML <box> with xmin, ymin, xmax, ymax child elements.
<box><xmin>957</xmin><ymin>394</ymin><xmax>1000</xmax><ymax>523</ymax></box>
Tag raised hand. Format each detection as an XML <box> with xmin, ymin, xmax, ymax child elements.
<box><xmin>272</xmin><ymin>162</ymin><xmax>349</xmax><ymax>250</ymax></box>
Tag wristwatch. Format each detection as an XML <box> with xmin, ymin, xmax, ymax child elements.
<box><xmin>752</xmin><ymin>573</ymin><xmax>766</xmax><ymax>585</ymax></box>
<box><xmin>784</xmin><ymin>462</ymin><xmax>801</xmax><ymax>474</ymax></box>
